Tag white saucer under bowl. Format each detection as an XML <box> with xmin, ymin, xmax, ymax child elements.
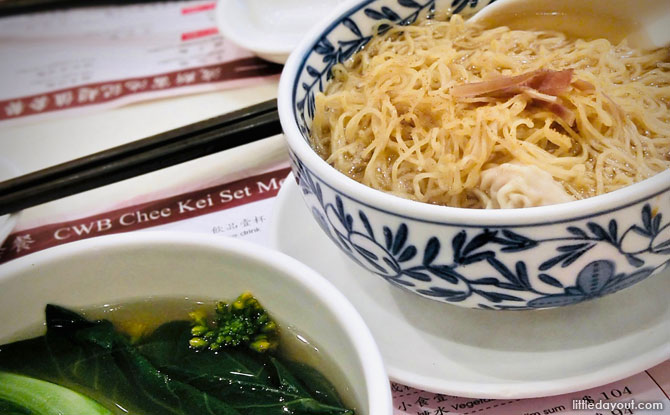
<box><xmin>270</xmin><ymin>173</ymin><xmax>670</xmax><ymax>399</ymax></box>
<box><xmin>216</xmin><ymin>0</ymin><xmax>341</xmax><ymax>64</ymax></box>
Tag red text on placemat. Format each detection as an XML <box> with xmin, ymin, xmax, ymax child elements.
<box><xmin>181</xmin><ymin>27</ymin><xmax>219</xmax><ymax>41</ymax></box>
<box><xmin>181</xmin><ymin>2</ymin><xmax>217</xmax><ymax>14</ymax></box>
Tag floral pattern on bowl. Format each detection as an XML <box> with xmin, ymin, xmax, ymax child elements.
<box><xmin>281</xmin><ymin>0</ymin><xmax>670</xmax><ymax>309</ymax></box>
<box><xmin>291</xmin><ymin>154</ymin><xmax>670</xmax><ymax>309</ymax></box>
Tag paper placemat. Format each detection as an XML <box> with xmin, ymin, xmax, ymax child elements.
<box><xmin>0</xmin><ymin>0</ymin><xmax>281</xmax><ymax>124</ymax></box>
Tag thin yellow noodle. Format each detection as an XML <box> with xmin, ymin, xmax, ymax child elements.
<box><xmin>310</xmin><ymin>15</ymin><xmax>670</xmax><ymax>208</ymax></box>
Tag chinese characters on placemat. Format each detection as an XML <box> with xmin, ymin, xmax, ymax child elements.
<box><xmin>393</xmin><ymin>363</ymin><xmax>669</xmax><ymax>414</ymax></box>
<box><xmin>1</xmin><ymin>164</ymin><xmax>668</xmax><ymax>414</ymax></box>
<box><xmin>0</xmin><ymin>0</ymin><xmax>281</xmax><ymax>122</ymax></box>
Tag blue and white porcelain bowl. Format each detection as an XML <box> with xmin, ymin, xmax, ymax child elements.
<box><xmin>277</xmin><ymin>0</ymin><xmax>670</xmax><ymax>310</ymax></box>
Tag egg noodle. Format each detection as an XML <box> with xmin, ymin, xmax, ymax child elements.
<box><xmin>310</xmin><ymin>15</ymin><xmax>670</xmax><ymax>208</ymax></box>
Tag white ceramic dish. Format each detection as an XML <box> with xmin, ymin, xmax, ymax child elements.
<box><xmin>0</xmin><ymin>156</ymin><xmax>21</xmax><ymax>247</ymax></box>
<box><xmin>271</xmin><ymin>174</ymin><xmax>670</xmax><ymax>399</ymax></box>
<box><xmin>277</xmin><ymin>0</ymin><xmax>670</xmax><ymax>310</ymax></box>
<box><xmin>216</xmin><ymin>0</ymin><xmax>341</xmax><ymax>63</ymax></box>
<box><xmin>0</xmin><ymin>232</ymin><xmax>393</xmax><ymax>415</ymax></box>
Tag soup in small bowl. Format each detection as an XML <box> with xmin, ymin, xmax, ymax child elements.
<box><xmin>0</xmin><ymin>232</ymin><xmax>392</xmax><ymax>414</ymax></box>
<box><xmin>278</xmin><ymin>0</ymin><xmax>670</xmax><ymax>309</ymax></box>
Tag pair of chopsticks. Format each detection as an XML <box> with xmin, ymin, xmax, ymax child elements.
<box><xmin>0</xmin><ymin>99</ymin><xmax>282</xmax><ymax>216</ymax></box>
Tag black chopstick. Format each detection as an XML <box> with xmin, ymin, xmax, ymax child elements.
<box><xmin>0</xmin><ymin>98</ymin><xmax>278</xmax><ymax>196</ymax></box>
<box><xmin>0</xmin><ymin>99</ymin><xmax>281</xmax><ymax>216</ymax></box>
<box><xmin>0</xmin><ymin>0</ymin><xmax>182</xmax><ymax>17</ymax></box>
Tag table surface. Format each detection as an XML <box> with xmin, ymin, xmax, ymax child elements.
<box><xmin>0</xmin><ymin>13</ymin><xmax>668</xmax><ymax>413</ymax></box>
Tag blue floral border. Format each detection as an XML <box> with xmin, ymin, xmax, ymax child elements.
<box><xmin>292</xmin><ymin>155</ymin><xmax>670</xmax><ymax>309</ymax></box>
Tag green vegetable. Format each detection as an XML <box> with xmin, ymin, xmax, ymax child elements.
<box><xmin>139</xmin><ymin>322</ymin><xmax>352</xmax><ymax>414</ymax></box>
<box><xmin>0</xmin><ymin>372</ymin><xmax>112</xmax><ymax>415</ymax></box>
<box><xmin>0</xmin><ymin>398</ymin><xmax>32</xmax><ymax>415</ymax></box>
<box><xmin>0</xmin><ymin>305</ymin><xmax>240</xmax><ymax>414</ymax></box>
<box><xmin>0</xmin><ymin>301</ymin><xmax>354</xmax><ymax>415</ymax></box>
<box><xmin>189</xmin><ymin>291</ymin><xmax>279</xmax><ymax>353</ymax></box>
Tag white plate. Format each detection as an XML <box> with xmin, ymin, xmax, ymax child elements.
<box><xmin>0</xmin><ymin>157</ymin><xmax>20</xmax><ymax>246</ymax></box>
<box><xmin>216</xmin><ymin>0</ymin><xmax>341</xmax><ymax>64</ymax></box>
<box><xmin>270</xmin><ymin>174</ymin><xmax>670</xmax><ymax>399</ymax></box>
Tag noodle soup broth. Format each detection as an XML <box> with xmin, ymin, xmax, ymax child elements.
<box><xmin>308</xmin><ymin>10</ymin><xmax>669</xmax><ymax>209</ymax></box>
<box><xmin>279</xmin><ymin>0</ymin><xmax>670</xmax><ymax>309</ymax></box>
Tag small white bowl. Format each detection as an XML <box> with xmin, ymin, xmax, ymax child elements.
<box><xmin>0</xmin><ymin>232</ymin><xmax>392</xmax><ymax>414</ymax></box>
<box><xmin>216</xmin><ymin>0</ymin><xmax>341</xmax><ymax>63</ymax></box>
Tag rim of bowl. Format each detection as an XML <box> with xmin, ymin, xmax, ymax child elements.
<box><xmin>278</xmin><ymin>0</ymin><xmax>670</xmax><ymax>227</ymax></box>
<box><xmin>0</xmin><ymin>231</ymin><xmax>393</xmax><ymax>414</ymax></box>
